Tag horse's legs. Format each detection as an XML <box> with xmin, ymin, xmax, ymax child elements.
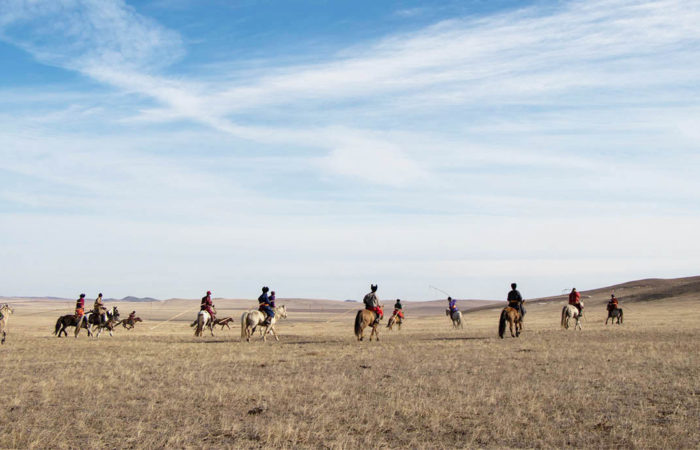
<box><xmin>270</xmin><ymin>326</ymin><xmax>279</xmax><ymax>341</ymax></box>
<box><xmin>1</xmin><ymin>331</ymin><xmax>5</xmax><ymax>344</ymax></box>
<box><xmin>371</xmin><ymin>324</ymin><xmax>379</xmax><ymax>341</ymax></box>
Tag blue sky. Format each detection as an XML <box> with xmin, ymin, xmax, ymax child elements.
<box><xmin>1</xmin><ymin>0</ymin><xmax>700</xmax><ymax>300</ymax></box>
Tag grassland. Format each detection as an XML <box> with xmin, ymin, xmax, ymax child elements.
<box><xmin>1</xmin><ymin>284</ymin><xmax>698</xmax><ymax>448</ymax></box>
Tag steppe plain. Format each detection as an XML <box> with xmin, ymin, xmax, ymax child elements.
<box><xmin>1</xmin><ymin>277</ymin><xmax>698</xmax><ymax>448</ymax></box>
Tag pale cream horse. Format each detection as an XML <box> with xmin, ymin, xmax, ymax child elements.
<box><xmin>193</xmin><ymin>307</ymin><xmax>216</xmax><ymax>337</ymax></box>
<box><xmin>0</xmin><ymin>303</ymin><xmax>14</xmax><ymax>344</ymax></box>
<box><xmin>240</xmin><ymin>305</ymin><xmax>287</xmax><ymax>342</ymax></box>
<box><xmin>446</xmin><ymin>309</ymin><xmax>463</xmax><ymax>329</ymax></box>
<box><xmin>561</xmin><ymin>302</ymin><xmax>584</xmax><ymax>330</ymax></box>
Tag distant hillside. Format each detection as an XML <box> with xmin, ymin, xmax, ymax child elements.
<box><xmin>2</xmin><ymin>276</ymin><xmax>698</xmax><ymax>309</ymax></box>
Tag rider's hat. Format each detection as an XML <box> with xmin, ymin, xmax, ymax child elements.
<box><xmin>80</xmin><ymin>293</ymin><xmax>85</xmax><ymax>298</ymax></box>
<box><xmin>207</xmin><ymin>290</ymin><xmax>211</xmax><ymax>295</ymax></box>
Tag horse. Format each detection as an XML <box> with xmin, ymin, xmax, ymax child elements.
<box><xmin>386</xmin><ymin>312</ymin><xmax>402</xmax><ymax>331</ymax></box>
<box><xmin>354</xmin><ymin>308</ymin><xmax>381</xmax><ymax>341</ymax></box>
<box><xmin>120</xmin><ymin>316</ymin><xmax>142</xmax><ymax>330</ymax></box>
<box><xmin>606</xmin><ymin>308</ymin><xmax>623</xmax><ymax>325</ymax></box>
<box><xmin>498</xmin><ymin>306</ymin><xmax>522</xmax><ymax>338</ymax></box>
<box><xmin>213</xmin><ymin>317</ymin><xmax>234</xmax><ymax>330</ymax></box>
<box><xmin>446</xmin><ymin>309</ymin><xmax>463</xmax><ymax>329</ymax></box>
<box><xmin>54</xmin><ymin>313</ymin><xmax>91</xmax><ymax>337</ymax></box>
<box><xmin>240</xmin><ymin>305</ymin><xmax>288</xmax><ymax>342</ymax></box>
<box><xmin>90</xmin><ymin>306</ymin><xmax>121</xmax><ymax>338</ymax></box>
<box><xmin>561</xmin><ymin>302</ymin><xmax>584</xmax><ymax>330</ymax></box>
<box><xmin>193</xmin><ymin>308</ymin><xmax>215</xmax><ymax>337</ymax></box>
<box><xmin>1</xmin><ymin>304</ymin><xmax>14</xmax><ymax>344</ymax></box>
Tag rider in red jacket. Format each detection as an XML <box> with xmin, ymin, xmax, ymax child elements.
<box><xmin>569</xmin><ymin>288</ymin><xmax>582</xmax><ymax>315</ymax></box>
<box><xmin>201</xmin><ymin>290</ymin><xmax>216</xmax><ymax>320</ymax></box>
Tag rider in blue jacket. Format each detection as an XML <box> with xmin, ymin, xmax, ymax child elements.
<box><xmin>258</xmin><ymin>286</ymin><xmax>274</xmax><ymax>325</ymax></box>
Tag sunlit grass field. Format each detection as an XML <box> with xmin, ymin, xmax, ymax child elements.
<box><xmin>1</xmin><ymin>296</ymin><xmax>698</xmax><ymax>448</ymax></box>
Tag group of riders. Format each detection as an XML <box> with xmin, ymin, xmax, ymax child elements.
<box><xmin>362</xmin><ymin>282</ymin><xmax>622</xmax><ymax>326</ymax></box>
<box><xmin>69</xmin><ymin>283</ymin><xmax>623</xmax><ymax>330</ymax></box>
<box><xmin>73</xmin><ymin>293</ymin><xmax>136</xmax><ymax>325</ymax></box>
<box><xmin>197</xmin><ymin>286</ymin><xmax>278</xmax><ymax>326</ymax></box>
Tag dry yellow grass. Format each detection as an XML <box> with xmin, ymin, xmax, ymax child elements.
<box><xmin>1</xmin><ymin>293</ymin><xmax>698</xmax><ymax>448</ymax></box>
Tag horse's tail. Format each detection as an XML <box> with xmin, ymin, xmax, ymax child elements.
<box><xmin>498</xmin><ymin>309</ymin><xmax>507</xmax><ymax>339</ymax></box>
<box><xmin>54</xmin><ymin>317</ymin><xmax>62</xmax><ymax>335</ymax></box>
<box><xmin>195</xmin><ymin>312</ymin><xmax>204</xmax><ymax>336</ymax></box>
<box><xmin>354</xmin><ymin>310</ymin><xmax>363</xmax><ymax>338</ymax></box>
<box><xmin>561</xmin><ymin>306</ymin><xmax>567</xmax><ymax>328</ymax></box>
<box><xmin>240</xmin><ymin>312</ymin><xmax>248</xmax><ymax>340</ymax></box>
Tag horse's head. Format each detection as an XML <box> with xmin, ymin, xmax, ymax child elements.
<box><xmin>111</xmin><ymin>306</ymin><xmax>120</xmax><ymax>320</ymax></box>
<box><xmin>276</xmin><ymin>305</ymin><xmax>287</xmax><ymax>319</ymax></box>
<box><xmin>1</xmin><ymin>304</ymin><xmax>14</xmax><ymax>315</ymax></box>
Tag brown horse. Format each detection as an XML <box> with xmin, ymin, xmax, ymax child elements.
<box><xmin>120</xmin><ymin>316</ymin><xmax>142</xmax><ymax>330</ymax></box>
<box><xmin>354</xmin><ymin>309</ymin><xmax>380</xmax><ymax>341</ymax></box>
<box><xmin>213</xmin><ymin>317</ymin><xmax>234</xmax><ymax>330</ymax></box>
<box><xmin>386</xmin><ymin>312</ymin><xmax>402</xmax><ymax>331</ymax></box>
<box><xmin>498</xmin><ymin>306</ymin><xmax>522</xmax><ymax>338</ymax></box>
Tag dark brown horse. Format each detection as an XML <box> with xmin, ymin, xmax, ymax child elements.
<box><xmin>606</xmin><ymin>308</ymin><xmax>623</xmax><ymax>325</ymax></box>
<box><xmin>354</xmin><ymin>309</ymin><xmax>380</xmax><ymax>341</ymax></box>
<box><xmin>54</xmin><ymin>314</ymin><xmax>91</xmax><ymax>337</ymax></box>
<box><xmin>498</xmin><ymin>306</ymin><xmax>522</xmax><ymax>338</ymax></box>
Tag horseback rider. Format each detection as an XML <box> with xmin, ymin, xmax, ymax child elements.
<box><xmin>569</xmin><ymin>288</ymin><xmax>582</xmax><ymax>315</ymax></box>
<box><xmin>258</xmin><ymin>286</ymin><xmax>275</xmax><ymax>326</ymax></box>
<box><xmin>128</xmin><ymin>310</ymin><xmax>136</xmax><ymax>321</ymax></box>
<box><xmin>393</xmin><ymin>298</ymin><xmax>404</xmax><ymax>320</ymax></box>
<box><xmin>448</xmin><ymin>296</ymin><xmax>458</xmax><ymax>318</ymax></box>
<box><xmin>607</xmin><ymin>294</ymin><xmax>618</xmax><ymax>312</ymax></box>
<box><xmin>93</xmin><ymin>293</ymin><xmax>107</xmax><ymax>324</ymax></box>
<box><xmin>507</xmin><ymin>283</ymin><xmax>525</xmax><ymax>318</ymax></box>
<box><xmin>363</xmin><ymin>284</ymin><xmax>383</xmax><ymax>325</ymax></box>
<box><xmin>201</xmin><ymin>290</ymin><xmax>216</xmax><ymax>320</ymax></box>
<box><xmin>75</xmin><ymin>293</ymin><xmax>86</xmax><ymax>318</ymax></box>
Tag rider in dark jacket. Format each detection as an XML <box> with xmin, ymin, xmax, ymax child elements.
<box><xmin>507</xmin><ymin>283</ymin><xmax>525</xmax><ymax>318</ymax></box>
<box><xmin>393</xmin><ymin>299</ymin><xmax>404</xmax><ymax>319</ymax></box>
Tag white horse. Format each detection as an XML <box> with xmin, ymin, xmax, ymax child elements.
<box><xmin>240</xmin><ymin>305</ymin><xmax>287</xmax><ymax>342</ymax></box>
<box><xmin>446</xmin><ymin>309</ymin><xmax>463</xmax><ymax>329</ymax></box>
<box><xmin>1</xmin><ymin>303</ymin><xmax>14</xmax><ymax>344</ymax></box>
<box><xmin>561</xmin><ymin>302</ymin><xmax>584</xmax><ymax>330</ymax></box>
<box><xmin>194</xmin><ymin>308</ymin><xmax>215</xmax><ymax>337</ymax></box>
